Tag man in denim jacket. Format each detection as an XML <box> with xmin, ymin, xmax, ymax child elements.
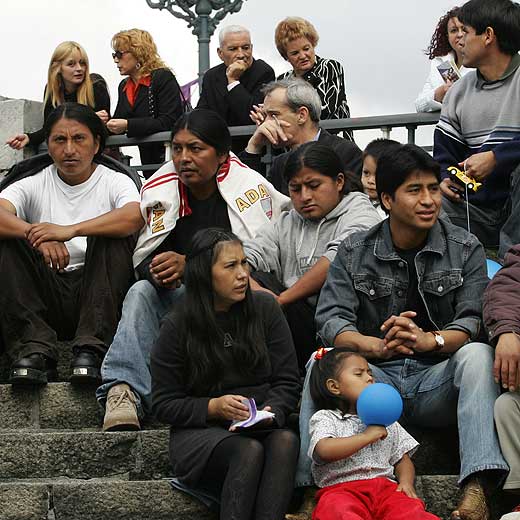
<box><xmin>303</xmin><ymin>144</ymin><xmax>507</xmax><ymax>520</ymax></box>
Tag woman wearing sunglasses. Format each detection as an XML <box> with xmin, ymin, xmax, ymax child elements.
<box><xmin>108</xmin><ymin>28</ymin><xmax>184</xmax><ymax>176</ymax></box>
<box><xmin>6</xmin><ymin>41</ymin><xmax>110</xmax><ymax>151</ymax></box>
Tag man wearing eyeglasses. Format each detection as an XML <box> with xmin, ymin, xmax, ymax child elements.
<box><xmin>197</xmin><ymin>24</ymin><xmax>275</xmax><ymax>152</ymax></box>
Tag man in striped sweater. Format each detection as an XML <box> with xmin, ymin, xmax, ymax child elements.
<box><xmin>434</xmin><ymin>0</ymin><xmax>520</xmax><ymax>260</ymax></box>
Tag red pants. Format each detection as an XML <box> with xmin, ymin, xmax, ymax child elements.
<box><xmin>312</xmin><ymin>478</ymin><xmax>440</xmax><ymax>520</ymax></box>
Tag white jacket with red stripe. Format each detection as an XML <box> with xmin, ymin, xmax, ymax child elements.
<box><xmin>132</xmin><ymin>152</ymin><xmax>291</xmax><ymax>268</ymax></box>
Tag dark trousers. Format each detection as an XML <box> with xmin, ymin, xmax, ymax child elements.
<box><xmin>442</xmin><ymin>165</ymin><xmax>520</xmax><ymax>260</ymax></box>
<box><xmin>0</xmin><ymin>236</ymin><xmax>136</xmax><ymax>362</ymax></box>
<box><xmin>251</xmin><ymin>271</ymin><xmax>318</xmax><ymax>371</ymax></box>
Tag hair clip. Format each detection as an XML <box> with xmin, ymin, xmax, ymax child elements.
<box><xmin>314</xmin><ymin>347</ymin><xmax>327</xmax><ymax>360</ymax></box>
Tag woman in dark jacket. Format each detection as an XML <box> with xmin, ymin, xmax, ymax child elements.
<box><xmin>275</xmin><ymin>17</ymin><xmax>352</xmax><ymax>139</ymax></box>
<box><xmin>151</xmin><ymin>228</ymin><xmax>301</xmax><ymax>520</ymax></box>
<box><xmin>6</xmin><ymin>41</ymin><xmax>110</xmax><ymax>151</ymax></box>
<box><xmin>108</xmin><ymin>28</ymin><xmax>183</xmax><ymax>175</ymax></box>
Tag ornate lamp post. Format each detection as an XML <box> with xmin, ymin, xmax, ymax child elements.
<box><xmin>146</xmin><ymin>0</ymin><xmax>247</xmax><ymax>85</ymax></box>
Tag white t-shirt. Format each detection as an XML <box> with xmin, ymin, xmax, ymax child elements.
<box><xmin>1</xmin><ymin>164</ymin><xmax>140</xmax><ymax>270</ymax></box>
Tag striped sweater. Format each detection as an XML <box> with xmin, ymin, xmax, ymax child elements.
<box><xmin>433</xmin><ymin>53</ymin><xmax>520</xmax><ymax>206</ymax></box>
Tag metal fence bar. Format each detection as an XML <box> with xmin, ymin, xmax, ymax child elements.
<box><xmin>103</xmin><ymin>112</ymin><xmax>440</xmax><ymax>171</ymax></box>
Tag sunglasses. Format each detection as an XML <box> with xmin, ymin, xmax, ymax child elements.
<box><xmin>112</xmin><ymin>50</ymin><xmax>129</xmax><ymax>60</ymax></box>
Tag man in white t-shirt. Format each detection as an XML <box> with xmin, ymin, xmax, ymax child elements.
<box><xmin>0</xmin><ymin>103</ymin><xmax>143</xmax><ymax>386</ymax></box>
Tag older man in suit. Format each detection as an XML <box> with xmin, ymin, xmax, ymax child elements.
<box><xmin>197</xmin><ymin>25</ymin><xmax>275</xmax><ymax>151</ymax></box>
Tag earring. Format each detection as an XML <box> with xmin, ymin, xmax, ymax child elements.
<box><xmin>135</xmin><ymin>62</ymin><xmax>141</xmax><ymax>70</ymax></box>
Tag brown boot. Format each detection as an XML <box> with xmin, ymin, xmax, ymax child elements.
<box><xmin>102</xmin><ymin>383</ymin><xmax>140</xmax><ymax>432</ymax></box>
<box><xmin>451</xmin><ymin>478</ymin><xmax>490</xmax><ymax>520</ymax></box>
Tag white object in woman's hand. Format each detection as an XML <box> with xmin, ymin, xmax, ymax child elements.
<box><xmin>209</xmin><ymin>394</ymin><xmax>251</xmax><ymax>422</ymax></box>
<box><xmin>6</xmin><ymin>133</ymin><xmax>29</xmax><ymax>150</ymax></box>
<box><xmin>106</xmin><ymin>118</ymin><xmax>128</xmax><ymax>134</ymax></box>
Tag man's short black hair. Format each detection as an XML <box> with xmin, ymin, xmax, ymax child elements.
<box><xmin>44</xmin><ymin>102</ymin><xmax>107</xmax><ymax>156</ymax></box>
<box><xmin>459</xmin><ymin>0</ymin><xmax>520</xmax><ymax>55</ymax></box>
<box><xmin>376</xmin><ymin>144</ymin><xmax>441</xmax><ymax>209</ymax></box>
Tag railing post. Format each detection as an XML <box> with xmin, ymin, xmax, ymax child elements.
<box><xmin>261</xmin><ymin>143</ymin><xmax>273</xmax><ymax>178</ymax></box>
<box><xmin>164</xmin><ymin>141</ymin><xmax>172</xmax><ymax>161</ymax></box>
<box><xmin>406</xmin><ymin>125</ymin><xmax>417</xmax><ymax>145</ymax></box>
<box><xmin>381</xmin><ymin>126</ymin><xmax>391</xmax><ymax>139</ymax></box>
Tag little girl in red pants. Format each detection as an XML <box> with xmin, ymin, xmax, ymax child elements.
<box><xmin>308</xmin><ymin>348</ymin><xmax>439</xmax><ymax>520</ymax></box>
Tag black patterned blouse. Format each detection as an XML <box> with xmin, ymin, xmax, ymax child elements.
<box><xmin>278</xmin><ymin>55</ymin><xmax>351</xmax><ymax>121</ymax></box>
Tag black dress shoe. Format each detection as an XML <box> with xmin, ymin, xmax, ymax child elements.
<box><xmin>9</xmin><ymin>353</ymin><xmax>58</xmax><ymax>385</ymax></box>
<box><xmin>70</xmin><ymin>349</ymin><xmax>101</xmax><ymax>384</ymax></box>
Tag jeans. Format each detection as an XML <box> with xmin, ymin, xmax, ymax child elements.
<box><xmin>296</xmin><ymin>343</ymin><xmax>508</xmax><ymax>487</ymax></box>
<box><xmin>96</xmin><ymin>280</ymin><xmax>184</xmax><ymax>416</ymax></box>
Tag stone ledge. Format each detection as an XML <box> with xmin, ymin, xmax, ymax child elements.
<box><xmin>0</xmin><ymin>390</ymin><xmax>459</xmax><ymax>478</ymax></box>
<box><xmin>0</xmin><ymin>382</ymin><xmax>167</xmax><ymax>430</ymax></box>
<box><xmin>0</xmin><ymin>98</ymin><xmax>43</xmax><ymax>170</ymax></box>
<box><xmin>0</xmin><ymin>480</ymin><xmax>214</xmax><ymax>520</ymax></box>
<box><xmin>0</xmin><ymin>475</ymin><xmax>482</xmax><ymax>520</ymax></box>
<box><xmin>0</xmin><ymin>475</ymin><xmax>514</xmax><ymax>520</ymax></box>
<box><xmin>0</xmin><ymin>430</ymin><xmax>170</xmax><ymax>480</ymax></box>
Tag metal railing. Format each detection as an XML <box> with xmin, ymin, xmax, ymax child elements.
<box><xmin>104</xmin><ymin>112</ymin><xmax>441</xmax><ymax>174</ymax></box>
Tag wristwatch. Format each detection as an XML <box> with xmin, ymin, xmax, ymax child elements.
<box><xmin>430</xmin><ymin>331</ymin><xmax>445</xmax><ymax>351</ymax></box>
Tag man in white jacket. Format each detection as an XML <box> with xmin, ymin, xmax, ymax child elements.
<box><xmin>96</xmin><ymin>109</ymin><xmax>290</xmax><ymax>431</ymax></box>
<box><xmin>244</xmin><ymin>142</ymin><xmax>381</xmax><ymax>370</ymax></box>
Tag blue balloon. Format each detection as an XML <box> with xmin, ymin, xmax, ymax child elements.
<box><xmin>486</xmin><ymin>259</ymin><xmax>501</xmax><ymax>279</ymax></box>
<box><xmin>357</xmin><ymin>383</ymin><xmax>403</xmax><ymax>427</ymax></box>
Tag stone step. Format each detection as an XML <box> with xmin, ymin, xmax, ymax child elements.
<box><xmin>0</xmin><ymin>382</ymin><xmax>102</xmax><ymax>430</ymax></box>
<box><xmin>0</xmin><ymin>382</ymin><xmax>166</xmax><ymax>430</ymax></box>
<box><xmin>0</xmin><ymin>430</ymin><xmax>171</xmax><ymax>481</ymax></box>
<box><xmin>0</xmin><ymin>382</ymin><xmax>461</xmax><ymax>477</ymax></box>
<box><xmin>0</xmin><ymin>427</ymin><xmax>459</xmax><ymax>481</ymax></box>
<box><xmin>0</xmin><ymin>479</ymin><xmax>215</xmax><ymax>520</ymax></box>
<box><xmin>0</xmin><ymin>476</ymin><xmax>472</xmax><ymax>520</ymax></box>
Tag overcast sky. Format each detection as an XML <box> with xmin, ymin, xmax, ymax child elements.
<box><xmin>1</xmin><ymin>0</ymin><xmax>461</xmax><ymax>147</ymax></box>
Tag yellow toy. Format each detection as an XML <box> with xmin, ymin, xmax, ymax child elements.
<box><xmin>447</xmin><ymin>166</ymin><xmax>482</xmax><ymax>192</ymax></box>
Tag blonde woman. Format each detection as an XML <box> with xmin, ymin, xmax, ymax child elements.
<box><xmin>6</xmin><ymin>41</ymin><xmax>110</xmax><ymax>150</ymax></box>
<box><xmin>108</xmin><ymin>28</ymin><xmax>183</xmax><ymax>174</ymax></box>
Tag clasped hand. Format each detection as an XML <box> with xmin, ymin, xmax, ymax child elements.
<box><xmin>106</xmin><ymin>118</ymin><xmax>128</xmax><ymax>135</ymax></box>
<box><xmin>24</xmin><ymin>223</ymin><xmax>75</xmax><ymax>271</ymax></box>
<box><xmin>149</xmin><ymin>251</ymin><xmax>185</xmax><ymax>289</ymax></box>
<box><xmin>380</xmin><ymin>311</ymin><xmax>434</xmax><ymax>354</ymax></box>
<box><xmin>26</xmin><ymin>222</ymin><xmax>75</xmax><ymax>248</ymax></box>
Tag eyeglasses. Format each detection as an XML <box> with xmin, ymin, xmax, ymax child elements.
<box><xmin>112</xmin><ymin>50</ymin><xmax>129</xmax><ymax>60</ymax></box>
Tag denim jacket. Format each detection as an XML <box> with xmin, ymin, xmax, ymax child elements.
<box><xmin>316</xmin><ymin>219</ymin><xmax>487</xmax><ymax>346</ymax></box>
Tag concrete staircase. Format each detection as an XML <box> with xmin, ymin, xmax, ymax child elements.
<box><xmin>0</xmin><ymin>348</ymin><xmax>508</xmax><ymax>520</ymax></box>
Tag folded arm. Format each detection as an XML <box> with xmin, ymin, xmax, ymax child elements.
<box><xmin>0</xmin><ymin>199</ymin><xmax>30</xmax><ymax>239</ymax></box>
<box><xmin>26</xmin><ymin>202</ymin><xmax>143</xmax><ymax>247</ymax></box>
